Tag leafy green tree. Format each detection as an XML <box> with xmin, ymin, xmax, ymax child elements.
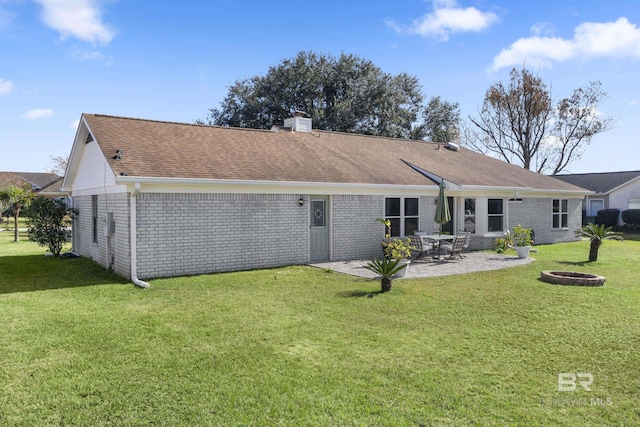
<box><xmin>0</xmin><ymin>185</ymin><xmax>34</xmax><ymax>242</ymax></box>
<box><xmin>468</xmin><ymin>67</ymin><xmax>611</xmax><ymax>174</ymax></box>
<box><xmin>27</xmin><ymin>197</ymin><xmax>76</xmax><ymax>256</ymax></box>
<box><xmin>413</xmin><ymin>96</ymin><xmax>461</xmax><ymax>143</ymax></box>
<box><xmin>575</xmin><ymin>223</ymin><xmax>623</xmax><ymax>262</ymax></box>
<box><xmin>201</xmin><ymin>51</ymin><xmax>424</xmax><ymax>139</ymax></box>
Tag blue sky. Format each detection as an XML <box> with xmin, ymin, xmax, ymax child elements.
<box><xmin>1</xmin><ymin>0</ymin><xmax>639</xmax><ymax>174</ymax></box>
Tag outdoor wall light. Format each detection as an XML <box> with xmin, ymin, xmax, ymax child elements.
<box><xmin>298</xmin><ymin>197</ymin><xmax>306</xmax><ymax>206</ymax></box>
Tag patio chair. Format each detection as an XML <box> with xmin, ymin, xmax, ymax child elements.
<box><xmin>441</xmin><ymin>235</ymin><xmax>466</xmax><ymax>260</ymax></box>
<box><xmin>457</xmin><ymin>231</ymin><xmax>471</xmax><ymax>257</ymax></box>
<box><xmin>407</xmin><ymin>234</ymin><xmax>432</xmax><ymax>260</ymax></box>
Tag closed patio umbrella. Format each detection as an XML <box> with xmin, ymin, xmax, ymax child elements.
<box><xmin>434</xmin><ymin>180</ymin><xmax>451</xmax><ymax>235</ymax></box>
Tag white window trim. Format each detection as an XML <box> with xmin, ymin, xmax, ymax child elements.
<box><xmin>552</xmin><ymin>198</ymin><xmax>569</xmax><ymax>230</ymax></box>
<box><xmin>487</xmin><ymin>198</ymin><xmax>505</xmax><ymax>234</ymax></box>
<box><xmin>628</xmin><ymin>198</ymin><xmax>640</xmax><ymax>210</ymax></box>
<box><xmin>384</xmin><ymin>196</ymin><xmax>419</xmax><ymax>237</ymax></box>
<box><xmin>463</xmin><ymin>197</ymin><xmax>477</xmax><ymax>234</ymax></box>
<box><xmin>588</xmin><ymin>198</ymin><xmax>604</xmax><ymax>217</ymax></box>
<box><xmin>471</xmin><ymin>197</ymin><xmax>507</xmax><ymax>237</ymax></box>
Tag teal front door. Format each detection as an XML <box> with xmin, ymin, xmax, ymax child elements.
<box><xmin>310</xmin><ymin>196</ymin><xmax>330</xmax><ymax>262</ymax></box>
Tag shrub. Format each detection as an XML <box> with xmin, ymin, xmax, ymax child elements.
<box><xmin>494</xmin><ymin>230</ymin><xmax>513</xmax><ymax>253</ymax></box>
<box><xmin>595</xmin><ymin>209</ymin><xmax>620</xmax><ymax>228</ymax></box>
<box><xmin>512</xmin><ymin>224</ymin><xmax>532</xmax><ymax>246</ymax></box>
<box><xmin>27</xmin><ymin>197</ymin><xmax>77</xmax><ymax>256</ymax></box>
<box><xmin>621</xmin><ymin>209</ymin><xmax>640</xmax><ymax>232</ymax></box>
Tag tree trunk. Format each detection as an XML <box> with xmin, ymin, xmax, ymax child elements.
<box><xmin>13</xmin><ymin>214</ymin><xmax>19</xmax><ymax>242</ymax></box>
<box><xmin>589</xmin><ymin>240</ymin><xmax>601</xmax><ymax>262</ymax></box>
<box><xmin>381</xmin><ymin>277</ymin><xmax>392</xmax><ymax>293</ymax></box>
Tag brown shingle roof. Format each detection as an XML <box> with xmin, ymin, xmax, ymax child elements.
<box><xmin>83</xmin><ymin>114</ymin><xmax>586</xmax><ymax>192</ymax></box>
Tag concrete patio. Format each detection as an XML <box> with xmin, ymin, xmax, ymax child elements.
<box><xmin>310</xmin><ymin>251</ymin><xmax>534</xmax><ymax>279</ymax></box>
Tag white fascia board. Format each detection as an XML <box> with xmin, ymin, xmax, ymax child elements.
<box><xmin>115</xmin><ymin>176</ymin><xmax>440</xmax><ymax>196</ymax></box>
<box><xmin>61</xmin><ymin>115</ymin><xmax>89</xmax><ymax>192</ymax></box>
<box><xmin>522</xmin><ymin>189</ymin><xmax>594</xmax><ymax>197</ymax></box>
<box><xmin>458</xmin><ymin>185</ymin><xmax>591</xmax><ymax>197</ymax></box>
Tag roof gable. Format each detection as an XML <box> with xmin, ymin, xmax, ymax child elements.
<box><xmin>72</xmin><ymin>114</ymin><xmax>587</xmax><ymax>193</ymax></box>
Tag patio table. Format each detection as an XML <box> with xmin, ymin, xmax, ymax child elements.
<box><xmin>421</xmin><ymin>234</ymin><xmax>455</xmax><ymax>259</ymax></box>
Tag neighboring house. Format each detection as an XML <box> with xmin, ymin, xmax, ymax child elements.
<box><xmin>62</xmin><ymin>113</ymin><xmax>588</xmax><ymax>284</ymax></box>
<box><xmin>0</xmin><ymin>172</ymin><xmax>67</xmax><ymax>217</ymax></box>
<box><xmin>554</xmin><ymin>171</ymin><xmax>640</xmax><ymax>224</ymax></box>
<box><xmin>0</xmin><ymin>171</ymin><xmax>62</xmax><ymax>193</ymax></box>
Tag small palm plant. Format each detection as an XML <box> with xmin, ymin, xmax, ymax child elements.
<box><xmin>575</xmin><ymin>222</ymin><xmax>623</xmax><ymax>262</ymax></box>
<box><xmin>364</xmin><ymin>258</ymin><xmax>406</xmax><ymax>293</ymax></box>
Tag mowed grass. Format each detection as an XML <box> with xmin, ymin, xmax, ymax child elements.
<box><xmin>1</xmin><ymin>231</ymin><xmax>639</xmax><ymax>426</ymax></box>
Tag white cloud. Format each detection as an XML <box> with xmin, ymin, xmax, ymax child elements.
<box><xmin>630</xmin><ymin>99</ymin><xmax>639</xmax><ymax>107</ymax></box>
<box><xmin>492</xmin><ymin>17</ymin><xmax>640</xmax><ymax>71</ymax></box>
<box><xmin>22</xmin><ymin>108</ymin><xmax>54</xmax><ymax>120</ymax></box>
<box><xmin>71</xmin><ymin>47</ymin><xmax>104</xmax><ymax>60</ymax></box>
<box><xmin>33</xmin><ymin>0</ymin><xmax>115</xmax><ymax>44</ymax></box>
<box><xmin>530</xmin><ymin>22</ymin><xmax>554</xmax><ymax>37</ymax></box>
<box><xmin>387</xmin><ymin>0</ymin><xmax>499</xmax><ymax>41</ymax></box>
<box><xmin>70</xmin><ymin>119</ymin><xmax>80</xmax><ymax>129</ymax></box>
<box><xmin>0</xmin><ymin>78</ymin><xmax>13</xmax><ymax>96</ymax></box>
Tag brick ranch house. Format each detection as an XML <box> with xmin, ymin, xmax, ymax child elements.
<box><xmin>61</xmin><ymin>114</ymin><xmax>588</xmax><ymax>286</ymax></box>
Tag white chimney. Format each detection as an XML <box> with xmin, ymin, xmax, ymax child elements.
<box><xmin>284</xmin><ymin>110</ymin><xmax>312</xmax><ymax>132</ymax></box>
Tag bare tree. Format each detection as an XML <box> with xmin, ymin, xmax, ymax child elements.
<box><xmin>46</xmin><ymin>155</ymin><xmax>68</xmax><ymax>176</ymax></box>
<box><xmin>468</xmin><ymin>67</ymin><xmax>611</xmax><ymax>174</ymax></box>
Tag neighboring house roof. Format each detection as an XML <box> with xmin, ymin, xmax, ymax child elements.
<box><xmin>38</xmin><ymin>176</ymin><xmax>66</xmax><ymax>196</ymax></box>
<box><xmin>0</xmin><ymin>172</ymin><xmax>62</xmax><ymax>191</ymax></box>
<box><xmin>65</xmin><ymin>113</ymin><xmax>588</xmax><ymax>193</ymax></box>
<box><xmin>554</xmin><ymin>171</ymin><xmax>640</xmax><ymax>195</ymax></box>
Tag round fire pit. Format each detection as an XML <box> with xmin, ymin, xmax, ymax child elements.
<box><xmin>540</xmin><ymin>271</ymin><xmax>605</xmax><ymax>286</ymax></box>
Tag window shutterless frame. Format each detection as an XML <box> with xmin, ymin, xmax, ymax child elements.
<box><xmin>385</xmin><ymin>197</ymin><xmax>419</xmax><ymax>237</ymax></box>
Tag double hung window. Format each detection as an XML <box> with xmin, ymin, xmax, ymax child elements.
<box><xmin>385</xmin><ymin>197</ymin><xmax>419</xmax><ymax>237</ymax></box>
<box><xmin>553</xmin><ymin>199</ymin><xmax>568</xmax><ymax>229</ymax></box>
<box><xmin>487</xmin><ymin>199</ymin><xmax>504</xmax><ymax>232</ymax></box>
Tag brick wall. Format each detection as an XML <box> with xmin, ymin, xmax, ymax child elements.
<box><xmin>332</xmin><ymin>195</ymin><xmax>383</xmax><ymax>261</ymax></box>
<box><xmin>72</xmin><ymin>194</ymin><xmax>131</xmax><ymax>278</ymax></box>
<box><xmin>419</xmin><ymin>196</ymin><xmax>439</xmax><ymax>234</ymax></box>
<box><xmin>135</xmin><ymin>193</ymin><xmax>308</xmax><ymax>279</ymax></box>
<box><xmin>508</xmin><ymin>197</ymin><xmax>581</xmax><ymax>245</ymax></box>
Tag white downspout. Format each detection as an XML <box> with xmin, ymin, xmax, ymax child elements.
<box><xmin>130</xmin><ymin>182</ymin><xmax>150</xmax><ymax>288</ymax></box>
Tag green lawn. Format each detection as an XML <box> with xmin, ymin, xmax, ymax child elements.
<box><xmin>1</xmin><ymin>232</ymin><xmax>638</xmax><ymax>426</ymax></box>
